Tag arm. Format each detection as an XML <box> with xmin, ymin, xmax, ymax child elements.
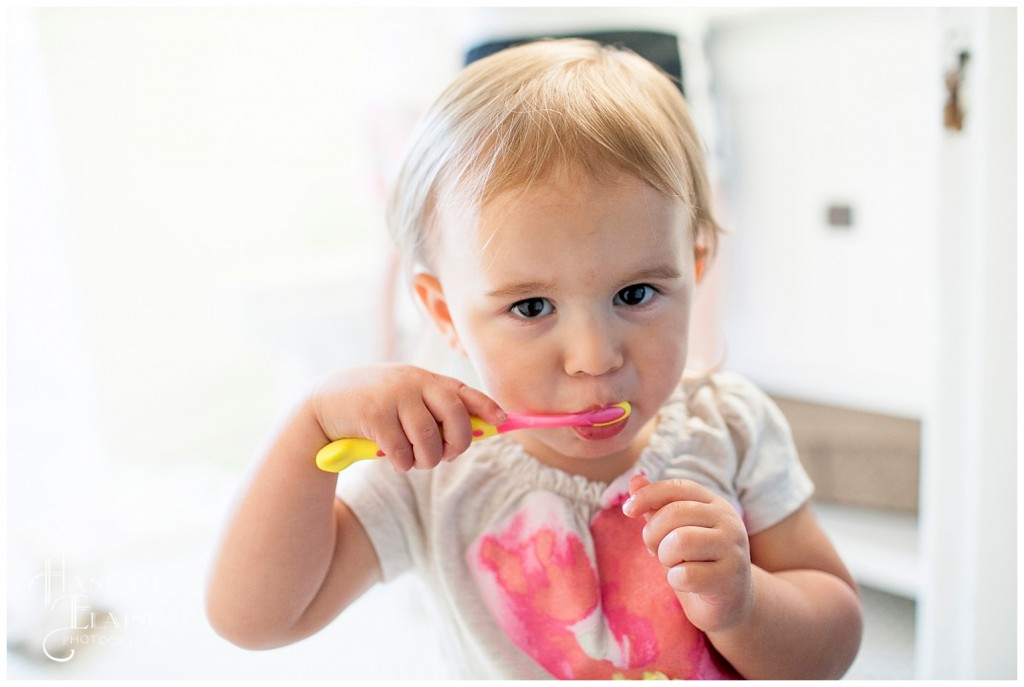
<box><xmin>623</xmin><ymin>476</ymin><xmax>862</xmax><ymax>679</ymax></box>
<box><xmin>205</xmin><ymin>364</ymin><xmax>504</xmax><ymax>649</ymax></box>
<box><xmin>708</xmin><ymin>503</ymin><xmax>862</xmax><ymax>679</ymax></box>
<box><xmin>204</xmin><ymin>395</ymin><xmax>380</xmax><ymax>649</ymax></box>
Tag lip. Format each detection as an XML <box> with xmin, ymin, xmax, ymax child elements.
<box><xmin>572</xmin><ymin>416</ymin><xmax>629</xmax><ymax>441</ymax></box>
<box><xmin>572</xmin><ymin>401</ymin><xmax>625</xmax><ymax>416</ymax></box>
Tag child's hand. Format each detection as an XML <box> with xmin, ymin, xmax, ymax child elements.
<box><xmin>622</xmin><ymin>474</ymin><xmax>753</xmax><ymax>633</ymax></box>
<box><xmin>312</xmin><ymin>364</ymin><xmax>505</xmax><ymax>472</ymax></box>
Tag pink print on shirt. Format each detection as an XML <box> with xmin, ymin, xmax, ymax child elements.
<box><xmin>467</xmin><ymin>487</ymin><xmax>738</xmax><ymax>679</ymax></box>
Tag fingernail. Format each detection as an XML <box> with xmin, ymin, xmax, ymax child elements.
<box><xmin>496</xmin><ymin>410</ymin><xmax>507</xmax><ymax>423</ymax></box>
<box><xmin>622</xmin><ymin>495</ymin><xmax>634</xmax><ymax>515</ymax></box>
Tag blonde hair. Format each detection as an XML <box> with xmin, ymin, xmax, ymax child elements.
<box><xmin>387</xmin><ymin>38</ymin><xmax>721</xmax><ymax>270</ymax></box>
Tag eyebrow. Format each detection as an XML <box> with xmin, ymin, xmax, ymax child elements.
<box><xmin>486</xmin><ymin>264</ymin><xmax>683</xmax><ymax>299</ymax></box>
<box><xmin>629</xmin><ymin>264</ymin><xmax>684</xmax><ymax>282</ymax></box>
<box><xmin>486</xmin><ymin>281</ymin><xmax>554</xmax><ymax>300</ymax></box>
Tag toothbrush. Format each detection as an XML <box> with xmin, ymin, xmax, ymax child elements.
<box><xmin>315</xmin><ymin>401</ymin><xmax>631</xmax><ymax>473</ymax></box>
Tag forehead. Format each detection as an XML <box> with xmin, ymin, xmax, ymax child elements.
<box><xmin>435</xmin><ymin>169</ymin><xmax>691</xmax><ymax>285</ymax></box>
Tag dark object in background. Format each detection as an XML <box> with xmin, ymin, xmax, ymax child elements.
<box><xmin>465</xmin><ymin>30</ymin><xmax>685</xmax><ymax>96</ymax></box>
<box><xmin>827</xmin><ymin>203</ymin><xmax>854</xmax><ymax>228</ymax></box>
<box><xmin>943</xmin><ymin>49</ymin><xmax>969</xmax><ymax>131</ymax></box>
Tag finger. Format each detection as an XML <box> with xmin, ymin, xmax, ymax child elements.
<box><xmin>623</xmin><ymin>473</ymin><xmax>654</xmax><ymax>521</ymax></box>
<box><xmin>623</xmin><ymin>478</ymin><xmax>715</xmax><ymax>518</ymax></box>
<box><xmin>373</xmin><ymin>417</ymin><xmax>416</xmax><ymax>473</ymax></box>
<box><xmin>425</xmin><ymin>373</ymin><xmax>506</xmax><ymax>428</ymax></box>
<box><xmin>398</xmin><ymin>402</ymin><xmax>445</xmax><ymax>469</ymax></box>
<box><xmin>666</xmin><ymin>561</ymin><xmax>720</xmax><ymax>595</ymax></box>
<box><xmin>455</xmin><ymin>384</ymin><xmax>506</xmax><ymax>427</ymax></box>
<box><xmin>641</xmin><ymin>499</ymin><xmax>721</xmax><ymax>553</ymax></box>
<box><xmin>421</xmin><ymin>386</ymin><xmax>472</xmax><ymax>461</ymax></box>
<box><xmin>628</xmin><ymin>473</ymin><xmax>651</xmax><ymax>497</ymax></box>
<box><xmin>622</xmin><ymin>474</ymin><xmax>651</xmax><ymax>518</ymax></box>
<box><xmin>655</xmin><ymin>525</ymin><xmax>722</xmax><ymax>568</ymax></box>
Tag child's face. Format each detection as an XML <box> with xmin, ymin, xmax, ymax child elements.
<box><xmin>417</xmin><ymin>169</ymin><xmax>697</xmax><ymax>478</ymax></box>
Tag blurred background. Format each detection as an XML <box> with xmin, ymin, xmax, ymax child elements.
<box><xmin>6</xmin><ymin>6</ymin><xmax>1016</xmax><ymax>680</ymax></box>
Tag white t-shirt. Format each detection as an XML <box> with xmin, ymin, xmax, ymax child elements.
<box><xmin>338</xmin><ymin>371</ymin><xmax>813</xmax><ymax>679</ymax></box>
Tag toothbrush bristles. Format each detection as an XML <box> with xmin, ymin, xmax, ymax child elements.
<box><xmin>591</xmin><ymin>401</ymin><xmax>631</xmax><ymax>427</ymax></box>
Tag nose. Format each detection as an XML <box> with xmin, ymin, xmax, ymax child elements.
<box><xmin>562</xmin><ymin>313</ymin><xmax>624</xmax><ymax>378</ymax></box>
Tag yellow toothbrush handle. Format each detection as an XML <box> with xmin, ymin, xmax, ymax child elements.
<box><xmin>315</xmin><ymin>438</ymin><xmax>382</xmax><ymax>472</ymax></box>
<box><xmin>315</xmin><ymin>417</ymin><xmax>500</xmax><ymax>473</ymax></box>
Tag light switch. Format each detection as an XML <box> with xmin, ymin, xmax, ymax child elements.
<box><xmin>827</xmin><ymin>204</ymin><xmax>854</xmax><ymax>228</ymax></box>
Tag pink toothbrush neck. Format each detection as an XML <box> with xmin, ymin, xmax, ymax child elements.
<box><xmin>497</xmin><ymin>406</ymin><xmax>625</xmax><ymax>431</ymax></box>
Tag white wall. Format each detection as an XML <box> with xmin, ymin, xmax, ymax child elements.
<box><xmin>709</xmin><ymin>8</ymin><xmax>938</xmax><ymax>418</ymax></box>
<box><xmin>709</xmin><ymin>7</ymin><xmax>1018</xmax><ymax>679</ymax></box>
<box><xmin>13</xmin><ymin>8</ymin><xmax>468</xmax><ymax>472</ymax></box>
<box><xmin>7</xmin><ymin>8</ymin><xmax>468</xmax><ymax>677</ymax></box>
<box><xmin>916</xmin><ymin>7</ymin><xmax>1017</xmax><ymax>679</ymax></box>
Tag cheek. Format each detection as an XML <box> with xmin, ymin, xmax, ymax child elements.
<box><xmin>479</xmin><ymin>345</ymin><xmax>554</xmax><ymax>405</ymax></box>
<box><xmin>634</xmin><ymin>311</ymin><xmax>691</xmax><ymax>378</ymax></box>
<box><xmin>454</xmin><ymin>319</ymin><xmax>547</xmax><ymax>401</ymax></box>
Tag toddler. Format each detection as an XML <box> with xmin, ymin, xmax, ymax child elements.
<box><xmin>206</xmin><ymin>38</ymin><xmax>863</xmax><ymax>679</ymax></box>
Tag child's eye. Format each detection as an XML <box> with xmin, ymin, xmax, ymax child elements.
<box><xmin>510</xmin><ymin>297</ymin><xmax>554</xmax><ymax>319</ymax></box>
<box><xmin>614</xmin><ymin>284</ymin><xmax>656</xmax><ymax>307</ymax></box>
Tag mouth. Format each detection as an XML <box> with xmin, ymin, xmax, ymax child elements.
<box><xmin>572</xmin><ymin>415</ymin><xmax>630</xmax><ymax>441</ymax></box>
<box><xmin>589</xmin><ymin>401</ymin><xmax>631</xmax><ymax>426</ymax></box>
<box><xmin>564</xmin><ymin>400</ymin><xmax>630</xmax><ymax>420</ymax></box>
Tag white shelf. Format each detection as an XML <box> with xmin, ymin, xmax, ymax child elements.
<box><xmin>813</xmin><ymin>501</ymin><xmax>919</xmax><ymax>600</ymax></box>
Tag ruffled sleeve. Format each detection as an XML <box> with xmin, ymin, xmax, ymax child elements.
<box><xmin>706</xmin><ymin>372</ymin><xmax>815</xmax><ymax>533</ymax></box>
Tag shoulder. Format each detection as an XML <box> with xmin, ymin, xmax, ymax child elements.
<box><xmin>660</xmin><ymin>371</ymin><xmax>812</xmax><ymax>533</ymax></box>
<box><xmin>644</xmin><ymin>371</ymin><xmax>787</xmax><ymax>498</ymax></box>
<box><xmin>684</xmin><ymin>370</ymin><xmax>778</xmax><ymax>417</ymax></box>
<box><xmin>681</xmin><ymin>371</ymin><xmax>791</xmax><ymax>451</ymax></box>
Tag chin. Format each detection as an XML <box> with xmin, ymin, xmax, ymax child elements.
<box><xmin>555</xmin><ymin>427</ymin><xmax>642</xmax><ymax>461</ymax></box>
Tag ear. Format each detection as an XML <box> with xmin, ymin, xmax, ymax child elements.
<box><xmin>412</xmin><ymin>272</ymin><xmax>465</xmax><ymax>354</ymax></box>
<box><xmin>694</xmin><ymin>244</ymin><xmax>709</xmax><ymax>283</ymax></box>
